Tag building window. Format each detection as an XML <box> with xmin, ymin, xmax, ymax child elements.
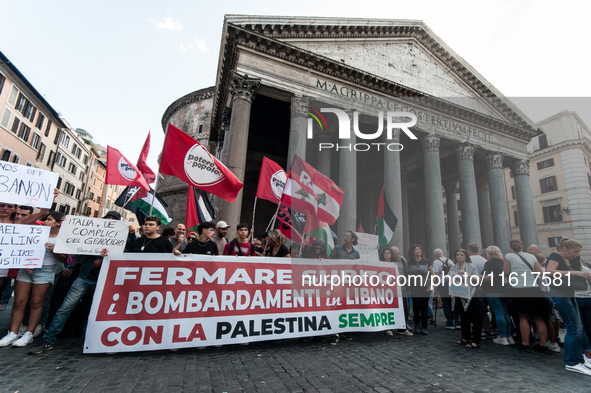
<box><xmin>540</xmin><ymin>176</ymin><xmax>558</xmax><ymax>193</ymax></box>
<box><xmin>456</xmin><ymin>200</ymin><xmax>461</xmax><ymax>211</ymax></box>
<box><xmin>44</xmin><ymin>119</ymin><xmax>52</xmax><ymax>137</ymax></box>
<box><xmin>36</xmin><ymin>143</ymin><xmax>46</xmax><ymax>162</ymax></box>
<box><xmin>59</xmin><ymin>133</ymin><xmax>70</xmax><ymax>148</ymax></box>
<box><xmin>64</xmin><ymin>182</ymin><xmax>75</xmax><ymax>196</ymax></box>
<box><xmin>55</xmin><ymin>152</ymin><xmax>66</xmax><ymax>167</ymax></box>
<box><xmin>97</xmin><ymin>196</ymin><xmax>101</xmax><ymax>204</ymax></box>
<box><xmin>1</xmin><ymin>148</ymin><xmax>12</xmax><ymax>162</ymax></box>
<box><xmin>0</xmin><ymin>108</ymin><xmax>11</xmax><ymax>130</ymax></box>
<box><xmin>58</xmin><ymin>204</ymin><xmax>71</xmax><ymax>215</ymax></box>
<box><xmin>56</xmin><ymin>177</ymin><xmax>63</xmax><ymax>190</ymax></box>
<box><xmin>75</xmin><ymin>189</ymin><xmax>81</xmax><ymax>199</ymax></box>
<box><xmin>10</xmin><ymin>154</ymin><xmax>20</xmax><ymax>164</ymax></box>
<box><xmin>25</xmin><ymin>161</ymin><xmax>33</xmax><ymax>167</ymax></box>
<box><xmin>513</xmin><ymin>209</ymin><xmax>519</xmax><ymax>227</ymax></box>
<box><xmin>72</xmin><ymin>144</ymin><xmax>81</xmax><ymax>159</ymax></box>
<box><xmin>31</xmin><ymin>133</ymin><xmax>41</xmax><ymax>150</ymax></box>
<box><xmin>71</xmin><ymin>208</ymin><xmax>76</xmax><ymax>216</ymax></box>
<box><xmin>543</xmin><ymin>205</ymin><xmax>563</xmax><ymax>223</ymax></box>
<box><xmin>0</xmin><ymin>73</ymin><xmax>5</xmax><ymax>95</ymax></box>
<box><xmin>198</xmin><ymin>124</ymin><xmax>203</xmax><ymax>134</ymax></box>
<box><xmin>90</xmin><ymin>191</ymin><xmax>95</xmax><ymax>202</ymax></box>
<box><xmin>47</xmin><ymin>150</ymin><xmax>55</xmax><ymax>167</ymax></box>
<box><xmin>537</xmin><ymin>158</ymin><xmax>555</xmax><ymax>170</ymax></box>
<box><xmin>10</xmin><ymin>117</ymin><xmax>20</xmax><ymax>133</ymax></box>
<box><xmin>548</xmin><ymin>236</ymin><xmax>562</xmax><ymax>248</ymax></box>
<box><xmin>511</xmin><ymin>186</ymin><xmax>515</xmax><ymax>200</ymax></box>
<box><xmin>86</xmin><ymin>206</ymin><xmax>92</xmax><ymax>216</ymax></box>
<box><xmin>7</xmin><ymin>86</ymin><xmax>19</xmax><ymax>107</ymax></box>
<box><xmin>17</xmin><ymin>123</ymin><xmax>31</xmax><ymax>143</ymax></box>
<box><xmin>68</xmin><ymin>162</ymin><xmax>77</xmax><ymax>175</ymax></box>
<box><xmin>538</xmin><ymin>134</ymin><xmax>548</xmax><ymax>150</ymax></box>
<box><xmin>36</xmin><ymin>113</ymin><xmax>45</xmax><ymax>130</ymax></box>
<box><xmin>79</xmin><ymin>171</ymin><xmax>85</xmax><ymax>181</ymax></box>
<box><xmin>93</xmin><ymin>210</ymin><xmax>98</xmax><ymax>218</ymax></box>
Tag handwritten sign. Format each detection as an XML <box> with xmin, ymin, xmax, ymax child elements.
<box><xmin>0</xmin><ymin>162</ymin><xmax>59</xmax><ymax>208</ymax></box>
<box><xmin>0</xmin><ymin>224</ymin><xmax>50</xmax><ymax>268</ymax></box>
<box><xmin>354</xmin><ymin>232</ymin><xmax>380</xmax><ymax>260</ymax></box>
<box><xmin>54</xmin><ymin>216</ymin><xmax>130</xmax><ymax>255</ymax></box>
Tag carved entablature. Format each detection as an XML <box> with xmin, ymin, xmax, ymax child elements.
<box><xmin>229</xmin><ymin>71</ymin><xmax>261</xmax><ymax>104</ymax></box>
<box><xmin>421</xmin><ymin>134</ymin><xmax>440</xmax><ymax>152</ymax></box>
<box><xmin>511</xmin><ymin>160</ymin><xmax>530</xmax><ymax>176</ymax></box>
<box><xmin>455</xmin><ymin>143</ymin><xmax>477</xmax><ymax>161</ymax></box>
<box><xmin>486</xmin><ymin>153</ymin><xmax>504</xmax><ymax>170</ymax></box>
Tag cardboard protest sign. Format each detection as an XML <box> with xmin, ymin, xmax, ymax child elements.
<box><xmin>84</xmin><ymin>255</ymin><xmax>405</xmax><ymax>353</ymax></box>
<box><xmin>354</xmin><ymin>232</ymin><xmax>380</xmax><ymax>260</ymax></box>
<box><xmin>54</xmin><ymin>216</ymin><xmax>130</xmax><ymax>255</ymax></box>
<box><xmin>0</xmin><ymin>224</ymin><xmax>50</xmax><ymax>269</ymax></box>
<box><xmin>0</xmin><ymin>162</ymin><xmax>59</xmax><ymax>208</ymax></box>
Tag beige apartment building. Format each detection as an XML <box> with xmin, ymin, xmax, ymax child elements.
<box><xmin>504</xmin><ymin>111</ymin><xmax>591</xmax><ymax>260</ymax></box>
<box><xmin>0</xmin><ymin>51</ymin><xmax>64</xmax><ymax>171</ymax></box>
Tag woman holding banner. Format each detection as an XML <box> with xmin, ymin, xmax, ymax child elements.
<box><xmin>264</xmin><ymin>230</ymin><xmax>291</xmax><ymax>258</ymax></box>
<box><xmin>0</xmin><ymin>212</ymin><xmax>66</xmax><ymax>347</ymax></box>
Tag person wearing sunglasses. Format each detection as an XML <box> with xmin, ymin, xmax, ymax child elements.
<box><xmin>303</xmin><ymin>239</ymin><xmax>328</xmax><ymax>259</ymax></box>
<box><xmin>329</xmin><ymin>231</ymin><xmax>360</xmax><ymax>260</ymax></box>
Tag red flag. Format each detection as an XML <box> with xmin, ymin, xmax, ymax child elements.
<box><xmin>276</xmin><ymin>205</ymin><xmax>305</xmax><ymax>241</ymax></box>
<box><xmin>186</xmin><ymin>186</ymin><xmax>199</xmax><ymax>235</ymax></box>
<box><xmin>357</xmin><ymin>223</ymin><xmax>364</xmax><ymax>233</ymax></box>
<box><xmin>137</xmin><ymin>132</ymin><xmax>156</xmax><ymax>184</ymax></box>
<box><xmin>105</xmin><ymin>146</ymin><xmax>150</xmax><ymax>191</ymax></box>
<box><xmin>160</xmin><ymin>124</ymin><xmax>243</xmax><ymax>203</ymax></box>
<box><xmin>256</xmin><ymin>157</ymin><xmax>286</xmax><ymax>203</ymax></box>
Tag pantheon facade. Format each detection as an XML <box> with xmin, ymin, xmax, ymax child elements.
<box><xmin>160</xmin><ymin>15</ymin><xmax>541</xmax><ymax>257</ymax></box>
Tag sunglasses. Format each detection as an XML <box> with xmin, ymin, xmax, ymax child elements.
<box><xmin>343</xmin><ymin>234</ymin><xmax>350</xmax><ymax>238</ymax></box>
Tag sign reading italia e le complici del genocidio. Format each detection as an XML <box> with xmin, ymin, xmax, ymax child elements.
<box><xmin>84</xmin><ymin>255</ymin><xmax>406</xmax><ymax>353</ymax></box>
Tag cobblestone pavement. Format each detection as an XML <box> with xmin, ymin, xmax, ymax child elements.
<box><xmin>1</xmin><ymin>302</ymin><xmax>588</xmax><ymax>393</ymax></box>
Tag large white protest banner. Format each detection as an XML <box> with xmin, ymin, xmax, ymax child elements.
<box><xmin>54</xmin><ymin>216</ymin><xmax>130</xmax><ymax>255</ymax></box>
<box><xmin>0</xmin><ymin>162</ymin><xmax>59</xmax><ymax>208</ymax></box>
<box><xmin>0</xmin><ymin>224</ymin><xmax>50</xmax><ymax>269</ymax></box>
<box><xmin>84</xmin><ymin>255</ymin><xmax>405</xmax><ymax>353</ymax></box>
<box><xmin>354</xmin><ymin>232</ymin><xmax>380</xmax><ymax>260</ymax></box>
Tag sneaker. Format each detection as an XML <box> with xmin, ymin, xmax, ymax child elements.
<box><xmin>398</xmin><ymin>330</ymin><xmax>413</xmax><ymax>336</ymax></box>
<box><xmin>385</xmin><ymin>330</ymin><xmax>394</xmax><ymax>336</ymax></box>
<box><xmin>584</xmin><ymin>356</ymin><xmax>591</xmax><ymax>370</ymax></box>
<box><xmin>547</xmin><ymin>342</ymin><xmax>561</xmax><ymax>353</ymax></box>
<box><xmin>421</xmin><ymin>328</ymin><xmax>428</xmax><ymax>335</ymax></box>
<box><xmin>507</xmin><ymin>336</ymin><xmax>516</xmax><ymax>345</ymax></box>
<box><xmin>429</xmin><ymin>320</ymin><xmax>436</xmax><ymax>326</ymax></box>
<box><xmin>513</xmin><ymin>342</ymin><xmax>530</xmax><ymax>351</ymax></box>
<box><xmin>455</xmin><ymin>324</ymin><xmax>461</xmax><ymax>329</ymax></box>
<box><xmin>566</xmin><ymin>363</ymin><xmax>591</xmax><ymax>376</ymax></box>
<box><xmin>28</xmin><ymin>340</ymin><xmax>54</xmax><ymax>355</ymax></box>
<box><xmin>413</xmin><ymin>325</ymin><xmax>422</xmax><ymax>334</ymax></box>
<box><xmin>340</xmin><ymin>333</ymin><xmax>353</xmax><ymax>341</ymax></box>
<box><xmin>33</xmin><ymin>324</ymin><xmax>43</xmax><ymax>338</ymax></box>
<box><xmin>493</xmin><ymin>337</ymin><xmax>510</xmax><ymax>346</ymax></box>
<box><xmin>445</xmin><ymin>325</ymin><xmax>455</xmax><ymax>330</ymax></box>
<box><xmin>532</xmin><ymin>344</ymin><xmax>552</xmax><ymax>354</ymax></box>
<box><xmin>0</xmin><ymin>332</ymin><xmax>19</xmax><ymax>347</ymax></box>
<box><xmin>18</xmin><ymin>324</ymin><xmax>27</xmax><ymax>337</ymax></box>
<box><xmin>12</xmin><ymin>332</ymin><xmax>34</xmax><ymax>347</ymax></box>
<box><xmin>330</xmin><ymin>335</ymin><xmax>339</xmax><ymax>345</ymax></box>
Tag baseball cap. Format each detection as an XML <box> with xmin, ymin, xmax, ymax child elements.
<box><xmin>215</xmin><ymin>221</ymin><xmax>230</xmax><ymax>229</ymax></box>
<box><xmin>104</xmin><ymin>211</ymin><xmax>121</xmax><ymax>220</ymax></box>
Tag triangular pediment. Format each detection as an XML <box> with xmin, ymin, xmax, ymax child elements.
<box><xmin>224</xmin><ymin>15</ymin><xmax>537</xmax><ymax>130</ymax></box>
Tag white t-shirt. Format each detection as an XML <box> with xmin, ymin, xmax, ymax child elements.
<box><xmin>432</xmin><ymin>257</ymin><xmax>452</xmax><ymax>276</ymax></box>
<box><xmin>43</xmin><ymin>237</ymin><xmax>58</xmax><ymax>266</ymax></box>
<box><xmin>506</xmin><ymin>252</ymin><xmax>539</xmax><ymax>288</ymax></box>
<box><xmin>469</xmin><ymin>254</ymin><xmax>487</xmax><ymax>274</ymax></box>
<box><xmin>575</xmin><ymin>265</ymin><xmax>591</xmax><ymax>297</ymax></box>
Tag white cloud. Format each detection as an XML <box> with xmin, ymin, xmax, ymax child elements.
<box><xmin>180</xmin><ymin>40</ymin><xmax>193</xmax><ymax>55</ymax></box>
<box><xmin>155</xmin><ymin>17</ymin><xmax>183</xmax><ymax>32</ymax></box>
<box><xmin>194</xmin><ymin>39</ymin><xmax>210</xmax><ymax>53</ymax></box>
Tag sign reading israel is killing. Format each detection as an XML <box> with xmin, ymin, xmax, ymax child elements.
<box><xmin>84</xmin><ymin>255</ymin><xmax>405</xmax><ymax>353</ymax></box>
<box><xmin>0</xmin><ymin>224</ymin><xmax>50</xmax><ymax>269</ymax></box>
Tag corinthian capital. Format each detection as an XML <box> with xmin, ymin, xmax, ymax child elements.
<box><xmin>444</xmin><ymin>180</ymin><xmax>458</xmax><ymax>194</ymax></box>
<box><xmin>290</xmin><ymin>95</ymin><xmax>314</xmax><ymax>118</ymax></box>
<box><xmin>455</xmin><ymin>143</ymin><xmax>477</xmax><ymax>161</ymax></box>
<box><xmin>511</xmin><ymin>160</ymin><xmax>530</xmax><ymax>176</ymax></box>
<box><xmin>421</xmin><ymin>134</ymin><xmax>440</xmax><ymax>152</ymax></box>
<box><xmin>486</xmin><ymin>152</ymin><xmax>504</xmax><ymax>169</ymax></box>
<box><xmin>229</xmin><ymin>71</ymin><xmax>261</xmax><ymax>104</ymax></box>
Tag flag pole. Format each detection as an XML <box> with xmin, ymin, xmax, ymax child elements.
<box><xmin>266</xmin><ymin>203</ymin><xmax>281</xmax><ymax>232</ymax></box>
<box><xmin>251</xmin><ymin>197</ymin><xmax>257</xmax><ymax>239</ymax></box>
<box><xmin>149</xmin><ymin>172</ymin><xmax>161</xmax><ymax>216</ymax></box>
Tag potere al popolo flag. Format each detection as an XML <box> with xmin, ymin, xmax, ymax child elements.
<box><xmin>256</xmin><ymin>157</ymin><xmax>287</xmax><ymax>204</ymax></box>
<box><xmin>160</xmin><ymin>124</ymin><xmax>243</xmax><ymax>203</ymax></box>
<box><xmin>106</xmin><ymin>146</ymin><xmax>150</xmax><ymax>191</ymax></box>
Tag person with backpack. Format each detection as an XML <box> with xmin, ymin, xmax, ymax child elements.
<box><xmin>223</xmin><ymin>223</ymin><xmax>256</xmax><ymax>256</ymax></box>
<box><xmin>432</xmin><ymin>248</ymin><xmax>457</xmax><ymax>329</ymax></box>
<box><xmin>329</xmin><ymin>231</ymin><xmax>360</xmax><ymax>260</ymax></box>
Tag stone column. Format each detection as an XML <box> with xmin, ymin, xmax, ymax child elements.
<box><xmin>421</xmin><ymin>134</ymin><xmax>447</xmax><ymax>257</ymax></box>
<box><xmin>487</xmin><ymin>153</ymin><xmax>512</xmax><ymax>254</ymax></box>
<box><xmin>511</xmin><ymin>160</ymin><xmax>539</xmax><ymax>247</ymax></box>
<box><xmin>444</xmin><ymin>180</ymin><xmax>461</xmax><ymax>254</ymax></box>
<box><xmin>402</xmin><ymin>184</ymin><xmax>410</xmax><ymax>254</ymax></box>
<box><xmin>316</xmin><ymin>133</ymin><xmax>332</xmax><ymax>178</ymax></box>
<box><xmin>456</xmin><ymin>143</ymin><xmax>482</xmax><ymax>248</ymax></box>
<box><xmin>287</xmin><ymin>95</ymin><xmax>313</xmax><ymax>170</ymax></box>
<box><xmin>217</xmin><ymin>71</ymin><xmax>260</xmax><ymax>239</ymax></box>
<box><xmin>385</xmin><ymin>128</ymin><xmax>403</xmax><ymax>250</ymax></box>
<box><xmin>337</xmin><ymin>109</ymin><xmax>357</xmax><ymax>238</ymax></box>
<box><xmin>476</xmin><ymin>172</ymin><xmax>495</xmax><ymax>248</ymax></box>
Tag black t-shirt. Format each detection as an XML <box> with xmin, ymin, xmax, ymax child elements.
<box><xmin>266</xmin><ymin>244</ymin><xmax>290</xmax><ymax>257</ymax></box>
<box><xmin>482</xmin><ymin>259</ymin><xmax>507</xmax><ymax>293</ymax></box>
<box><xmin>127</xmin><ymin>236</ymin><xmax>173</xmax><ymax>253</ymax></box>
<box><xmin>183</xmin><ymin>240</ymin><xmax>218</xmax><ymax>255</ymax></box>
<box><xmin>547</xmin><ymin>252</ymin><xmax>574</xmax><ymax>295</ymax></box>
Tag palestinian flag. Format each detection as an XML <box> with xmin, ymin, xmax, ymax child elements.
<box><xmin>376</xmin><ymin>183</ymin><xmax>397</xmax><ymax>249</ymax></box>
<box><xmin>186</xmin><ymin>186</ymin><xmax>216</xmax><ymax>234</ymax></box>
<box><xmin>114</xmin><ymin>186</ymin><xmax>172</xmax><ymax>225</ymax></box>
<box><xmin>309</xmin><ymin>222</ymin><xmax>335</xmax><ymax>255</ymax></box>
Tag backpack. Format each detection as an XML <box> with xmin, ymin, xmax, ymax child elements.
<box><xmin>229</xmin><ymin>239</ymin><xmax>255</xmax><ymax>256</ymax></box>
<box><xmin>440</xmin><ymin>258</ymin><xmax>452</xmax><ymax>275</ymax></box>
<box><xmin>337</xmin><ymin>245</ymin><xmax>360</xmax><ymax>259</ymax></box>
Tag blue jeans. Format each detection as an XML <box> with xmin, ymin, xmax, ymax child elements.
<box><xmin>485</xmin><ymin>293</ymin><xmax>511</xmax><ymax>337</ymax></box>
<box><xmin>551</xmin><ymin>291</ymin><xmax>584</xmax><ymax>366</ymax></box>
<box><xmin>43</xmin><ymin>277</ymin><xmax>96</xmax><ymax>344</ymax></box>
<box><xmin>576</xmin><ymin>297</ymin><xmax>591</xmax><ymax>352</ymax></box>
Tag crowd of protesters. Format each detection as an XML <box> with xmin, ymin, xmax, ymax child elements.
<box><xmin>1</xmin><ymin>205</ymin><xmax>591</xmax><ymax>376</ymax></box>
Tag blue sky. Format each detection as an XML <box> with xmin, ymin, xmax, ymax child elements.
<box><xmin>1</xmin><ymin>0</ymin><xmax>589</xmax><ymax>173</ymax></box>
